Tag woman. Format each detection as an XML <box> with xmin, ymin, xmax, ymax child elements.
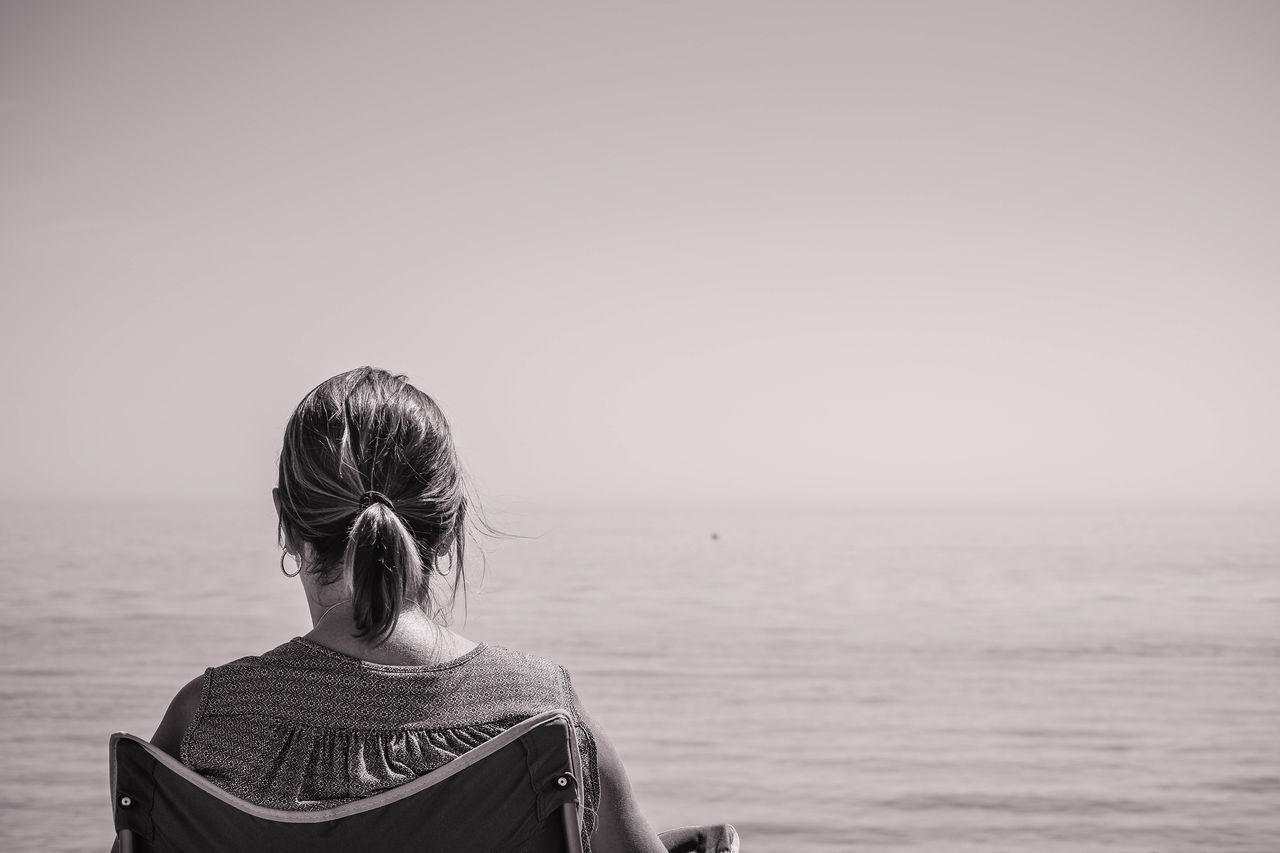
<box><xmin>150</xmin><ymin>367</ymin><xmax>738</xmax><ymax>853</ymax></box>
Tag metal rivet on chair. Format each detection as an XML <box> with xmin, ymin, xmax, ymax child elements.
<box><xmin>120</xmin><ymin>796</ymin><xmax>133</xmax><ymax>807</ymax></box>
<box><xmin>556</xmin><ymin>776</ymin><xmax>569</xmax><ymax>788</ymax></box>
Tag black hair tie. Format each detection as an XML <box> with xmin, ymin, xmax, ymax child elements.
<box><xmin>358</xmin><ymin>490</ymin><xmax>395</xmax><ymax>512</ymax></box>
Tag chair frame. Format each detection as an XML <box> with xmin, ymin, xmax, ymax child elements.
<box><xmin>110</xmin><ymin>709</ymin><xmax>585</xmax><ymax>853</ymax></box>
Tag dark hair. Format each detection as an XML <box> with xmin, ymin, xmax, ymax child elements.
<box><xmin>276</xmin><ymin>367</ymin><xmax>470</xmax><ymax>644</ymax></box>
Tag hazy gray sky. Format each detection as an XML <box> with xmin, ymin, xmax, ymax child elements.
<box><xmin>2</xmin><ymin>2</ymin><xmax>1277</xmax><ymax>506</ymax></box>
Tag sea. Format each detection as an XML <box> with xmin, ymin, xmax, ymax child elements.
<box><xmin>1</xmin><ymin>502</ymin><xmax>1277</xmax><ymax>852</ymax></box>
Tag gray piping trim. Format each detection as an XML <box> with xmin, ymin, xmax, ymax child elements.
<box><xmin>109</xmin><ymin>709</ymin><xmax>579</xmax><ymax>824</ymax></box>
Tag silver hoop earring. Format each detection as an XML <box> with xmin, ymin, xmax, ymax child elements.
<box><xmin>280</xmin><ymin>549</ymin><xmax>301</xmax><ymax>578</ymax></box>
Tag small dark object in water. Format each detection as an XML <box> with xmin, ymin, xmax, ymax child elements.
<box><xmin>710</xmin><ymin>532</ymin><xmax>719</xmax><ymax>541</ymax></box>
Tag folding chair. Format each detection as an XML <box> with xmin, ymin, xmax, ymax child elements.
<box><xmin>109</xmin><ymin>709</ymin><xmax>585</xmax><ymax>853</ymax></box>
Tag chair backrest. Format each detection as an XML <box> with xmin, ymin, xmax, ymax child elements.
<box><xmin>109</xmin><ymin>709</ymin><xmax>585</xmax><ymax>853</ymax></box>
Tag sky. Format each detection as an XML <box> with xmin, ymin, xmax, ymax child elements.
<box><xmin>1</xmin><ymin>2</ymin><xmax>1277</xmax><ymax>507</ymax></box>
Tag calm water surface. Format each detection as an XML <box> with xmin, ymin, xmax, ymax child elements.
<box><xmin>1</xmin><ymin>502</ymin><xmax>1277</xmax><ymax>852</ymax></box>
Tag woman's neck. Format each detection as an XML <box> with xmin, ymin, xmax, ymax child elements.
<box><xmin>303</xmin><ymin>601</ymin><xmax>477</xmax><ymax>666</ymax></box>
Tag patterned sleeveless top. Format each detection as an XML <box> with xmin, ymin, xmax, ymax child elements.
<box><xmin>181</xmin><ymin>638</ymin><xmax>599</xmax><ymax>844</ymax></box>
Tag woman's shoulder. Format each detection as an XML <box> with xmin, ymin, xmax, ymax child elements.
<box><xmin>148</xmin><ymin>640</ymin><xmax>312</xmax><ymax>760</ymax></box>
<box><xmin>220</xmin><ymin>637</ymin><xmax>323</xmax><ymax>669</ymax></box>
<box><xmin>470</xmin><ymin>643</ymin><xmax>571</xmax><ymax>677</ymax></box>
<box><xmin>445</xmin><ymin>643</ymin><xmax>583</xmax><ymax>708</ymax></box>
<box><xmin>150</xmin><ymin>673</ymin><xmax>207</xmax><ymax>759</ymax></box>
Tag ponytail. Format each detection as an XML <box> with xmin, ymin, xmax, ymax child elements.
<box><xmin>344</xmin><ymin>502</ymin><xmax>426</xmax><ymax>645</ymax></box>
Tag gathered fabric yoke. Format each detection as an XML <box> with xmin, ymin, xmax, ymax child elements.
<box><xmin>181</xmin><ymin>638</ymin><xmax>599</xmax><ymax>839</ymax></box>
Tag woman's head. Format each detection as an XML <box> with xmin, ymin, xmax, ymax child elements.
<box><xmin>275</xmin><ymin>367</ymin><xmax>468</xmax><ymax>644</ymax></box>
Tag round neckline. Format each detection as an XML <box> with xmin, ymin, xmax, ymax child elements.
<box><xmin>289</xmin><ymin>636</ymin><xmax>487</xmax><ymax>672</ymax></box>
